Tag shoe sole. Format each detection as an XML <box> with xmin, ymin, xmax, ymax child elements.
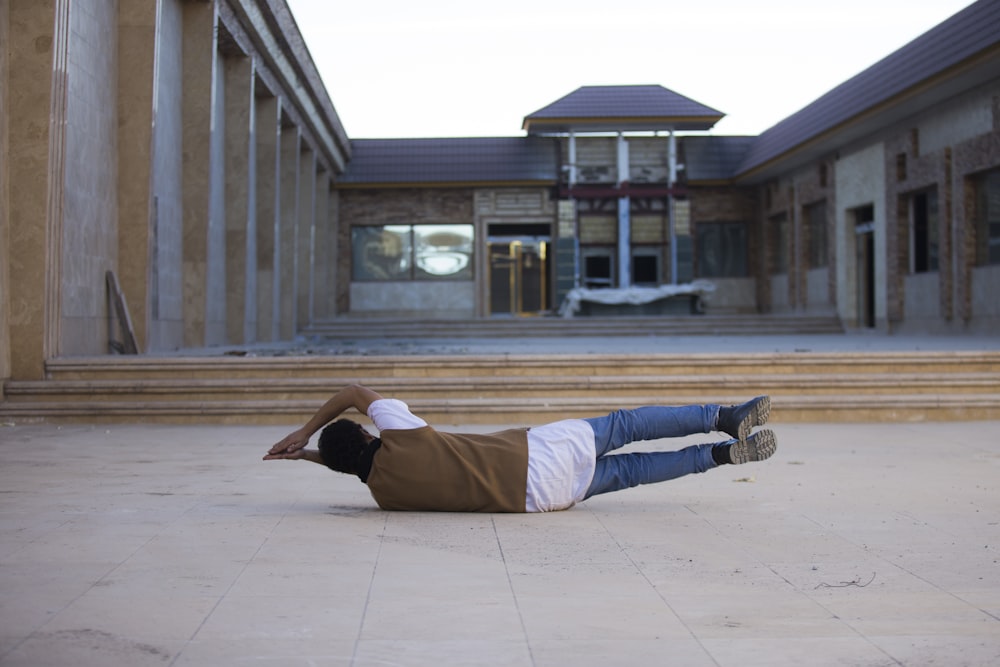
<box><xmin>736</xmin><ymin>395</ymin><xmax>771</xmax><ymax>443</ymax></box>
<box><xmin>730</xmin><ymin>429</ymin><xmax>777</xmax><ymax>464</ymax></box>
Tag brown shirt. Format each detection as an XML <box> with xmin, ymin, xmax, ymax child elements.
<box><xmin>366</xmin><ymin>426</ymin><xmax>530</xmax><ymax>512</ymax></box>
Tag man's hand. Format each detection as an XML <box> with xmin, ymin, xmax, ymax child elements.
<box><xmin>268</xmin><ymin>428</ymin><xmax>311</xmax><ymax>457</ymax></box>
<box><xmin>262</xmin><ymin>448</ymin><xmax>308</xmax><ymax>461</ymax></box>
<box><xmin>263</xmin><ymin>385</ymin><xmax>383</xmax><ymax>461</ymax></box>
<box><xmin>262</xmin><ymin>448</ymin><xmax>325</xmax><ymax>465</ymax></box>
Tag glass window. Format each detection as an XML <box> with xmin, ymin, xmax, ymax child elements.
<box><xmin>631</xmin><ymin>249</ymin><xmax>660</xmax><ymax>285</ymax></box>
<box><xmin>352</xmin><ymin>225</ymin><xmax>411</xmax><ymax>281</ymax></box>
<box><xmin>769</xmin><ymin>213</ymin><xmax>788</xmax><ymax>274</ymax></box>
<box><xmin>351</xmin><ymin>224</ymin><xmax>473</xmax><ymax>281</ymax></box>
<box><xmin>805</xmin><ymin>201</ymin><xmax>828</xmax><ymax>269</ymax></box>
<box><xmin>910</xmin><ymin>189</ymin><xmax>938</xmax><ymax>273</ymax></box>
<box><xmin>975</xmin><ymin>169</ymin><xmax>1000</xmax><ymax>266</ymax></box>
<box><xmin>414</xmin><ymin>225</ymin><xmax>473</xmax><ymax>280</ymax></box>
<box><xmin>696</xmin><ymin>222</ymin><xmax>748</xmax><ymax>278</ymax></box>
<box><xmin>582</xmin><ymin>249</ymin><xmax>614</xmax><ymax>288</ymax></box>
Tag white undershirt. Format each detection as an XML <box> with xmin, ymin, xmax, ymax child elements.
<box><xmin>366</xmin><ymin>399</ymin><xmax>596</xmax><ymax>512</ymax></box>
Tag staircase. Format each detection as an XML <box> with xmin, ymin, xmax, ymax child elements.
<box><xmin>304</xmin><ymin>313</ymin><xmax>845</xmax><ymax>338</ymax></box>
<box><xmin>2</xmin><ymin>346</ymin><xmax>998</xmax><ymax>425</ymax></box>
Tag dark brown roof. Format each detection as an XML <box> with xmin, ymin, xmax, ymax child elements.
<box><xmin>737</xmin><ymin>0</ymin><xmax>1000</xmax><ymax>178</ymax></box>
<box><xmin>337</xmin><ymin>137</ymin><xmax>559</xmax><ymax>187</ymax></box>
<box><xmin>680</xmin><ymin>136</ymin><xmax>756</xmax><ymax>182</ymax></box>
<box><xmin>523</xmin><ymin>85</ymin><xmax>724</xmax><ymax>134</ymax></box>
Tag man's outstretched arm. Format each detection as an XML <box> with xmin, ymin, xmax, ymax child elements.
<box><xmin>266</xmin><ymin>384</ymin><xmax>383</xmax><ymax>457</ymax></box>
<box><xmin>261</xmin><ymin>448</ymin><xmax>326</xmax><ymax>465</ymax></box>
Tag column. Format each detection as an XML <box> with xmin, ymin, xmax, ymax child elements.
<box><xmin>180</xmin><ymin>1</ymin><xmax>219</xmax><ymax>347</ymax></box>
<box><xmin>223</xmin><ymin>54</ymin><xmax>256</xmax><ymax>344</ymax></box>
<box><xmin>7</xmin><ymin>0</ymin><xmax>69</xmax><ymax>379</ymax></box>
<box><xmin>117</xmin><ymin>0</ymin><xmax>159</xmax><ymax>352</ymax></box>
<box><xmin>617</xmin><ymin>134</ymin><xmax>631</xmax><ymax>288</ymax></box>
<box><xmin>255</xmin><ymin>95</ymin><xmax>280</xmax><ymax>342</ymax></box>
<box><xmin>312</xmin><ymin>170</ymin><xmax>332</xmax><ymax>320</ymax></box>
<box><xmin>296</xmin><ymin>148</ymin><xmax>316</xmax><ymax>331</ymax></box>
<box><xmin>277</xmin><ymin>122</ymin><xmax>300</xmax><ymax>340</ymax></box>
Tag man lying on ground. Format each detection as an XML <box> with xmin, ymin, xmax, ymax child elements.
<box><xmin>264</xmin><ymin>384</ymin><xmax>776</xmax><ymax>513</ymax></box>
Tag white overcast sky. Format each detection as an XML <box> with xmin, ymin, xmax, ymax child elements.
<box><xmin>284</xmin><ymin>0</ymin><xmax>977</xmax><ymax>139</ymax></box>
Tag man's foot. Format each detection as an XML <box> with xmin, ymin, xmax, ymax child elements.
<box><xmin>727</xmin><ymin>429</ymin><xmax>777</xmax><ymax>464</ymax></box>
<box><xmin>717</xmin><ymin>395</ymin><xmax>770</xmax><ymax>443</ymax></box>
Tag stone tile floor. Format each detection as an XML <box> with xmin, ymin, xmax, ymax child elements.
<box><xmin>0</xmin><ymin>419</ymin><xmax>997</xmax><ymax>666</ymax></box>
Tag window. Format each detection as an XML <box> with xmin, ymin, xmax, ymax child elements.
<box><xmin>696</xmin><ymin>222</ymin><xmax>748</xmax><ymax>278</ymax></box>
<box><xmin>351</xmin><ymin>224</ymin><xmax>473</xmax><ymax>281</ymax></box>
<box><xmin>769</xmin><ymin>213</ymin><xmax>789</xmax><ymax>274</ymax></box>
<box><xmin>975</xmin><ymin>169</ymin><xmax>1000</xmax><ymax>266</ymax></box>
<box><xmin>910</xmin><ymin>190</ymin><xmax>938</xmax><ymax>273</ymax></box>
<box><xmin>631</xmin><ymin>248</ymin><xmax>660</xmax><ymax>285</ymax></box>
<box><xmin>805</xmin><ymin>201</ymin><xmax>828</xmax><ymax>268</ymax></box>
<box><xmin>582</xmin><ymin>249</ymin><xmax>614</xmax><ymax>288</ymax></box>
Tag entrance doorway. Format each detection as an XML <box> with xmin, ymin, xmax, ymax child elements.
<box><xmin>488</xmin><ymin>240</ymin><xmax>549</xmax><ymax>315</ymax></box>
<box><xmin>854</xmin><ymin>205</ymin><xmax>875</xmax><ymax>328</ymax></box>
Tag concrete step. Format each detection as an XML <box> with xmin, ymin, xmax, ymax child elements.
<box><xmin>2</xmin><ymin>350</ymin><xmax>999</xmax><ymax>424</ymax></box>
<box><xmin>5</xmin><ymin>372</ymin><xmax>999</xmax><ymax>402</ymax></box>
<box><xmin>2</xmin><ymin>394</ymin><xmax>997</xmax><ymax>425</ymax></box>
<box><xmin>305</xmin><ymin>314</ymin><xmax>845</xmax><ymax>338</ymax></box>
<box><xmin>36</xmin><ymin>351</ymin><xmax>1000</xmax><ymax>381</ymax></box>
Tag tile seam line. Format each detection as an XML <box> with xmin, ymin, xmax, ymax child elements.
<box><xmin>350</xmin><ymin>511</ymin><xmax>389</xmax><ymax>667</ymax></box>
<box><xmin>590</xmin><ymin>505</ymin><xmax>721</xmax><ymax>667</ymax></box>
<box><xmin>680</xmin><ymin>503</ymin><xmax>888</xmax><ymax>665</ymax></box>
<box><xmin>799</xmin><ymin>511</ymin><xmax>1000</xmax><ymax>624</ymax></box>
<box><xmin>168</xmin><ymin>499</ymin><xmax>297</xmax><ymax>666</ymax></box>
<box><xmin>0</xmin><ymin>491</ymin><xmax>203</xmax><ymax>664</ymax></box>
<box><xmin>492</xmin><ymin>514</ymin><xmax>536</xmax><ymax>667</ymax></box>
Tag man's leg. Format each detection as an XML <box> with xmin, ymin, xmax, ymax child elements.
<box><xmin>584</xmin><ymin>430</ymin><xmax>777</xmax><ymax>499</ymax></box>
<box><xmin>584</xmin><ymin>405</ymin><xmax>719</xmax><ymax>458</ymax></box>
<box><xmin>584</xmin><ymin>397</ymin><xmax>771</xmax><ymax>458</ymax></box>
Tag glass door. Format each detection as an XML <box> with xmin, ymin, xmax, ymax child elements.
<box><xmin>488</xmin><ymin>240</ymin><xmax>548</xmax><ymax>315</ymax></box>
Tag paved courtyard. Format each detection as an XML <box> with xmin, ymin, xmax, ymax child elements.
<box><xmin>0</xmin><ymin>417</ymin><xmax>998</xmax><ymax>666</ymax></box>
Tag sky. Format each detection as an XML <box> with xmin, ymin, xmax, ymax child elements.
<box><xmin>284</xmin><ymin>0</ymin><xmax>978</xmax><ymax>139</ymax></box>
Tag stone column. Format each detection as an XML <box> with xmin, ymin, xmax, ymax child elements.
<box><xmin>224</xmin><ymin>54</ymin><xmax>256</xmax><ymax>345</ymax></box>
<box><xmin>296</xmin><ymin>147</ymin><xmax>316</xmax><ymax>331</ymax></box>
<box><xmin>312</xmin><ymin>170</ymin><xmax>332</xmax><ymax>320</ymax></box>
<box><xmin>181</xmin><ymin>0</ymin><xmax>219</xmax><ymax>348</ymax></box>
<box><xmin>277</xmin><ymin>122</ymin><xmax>300</xmax><ymax>340</ymax></box>
<box><xmin>0</xmin><ymin>1</ymin><xmax>11</xmax><ymax>385</ymax></box>
<box><xmin>7</xmin><ymin>0</ymin><xmax>70</xmax><ymax>379</ymax></box>
<box><xmin>255</xmin><ymin>95</ymin><xmax>280</xmax><ymax>342</ymax></box>
<box><xmin>118</xmin><ymin>0</ymin><xmax>158</xmax><ymax>352</ymax></box>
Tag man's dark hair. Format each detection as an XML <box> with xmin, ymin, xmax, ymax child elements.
<box><xmin>318</xmin><ymin>419</ymin><xmax>368</xmax><ymax>474</ymax></box>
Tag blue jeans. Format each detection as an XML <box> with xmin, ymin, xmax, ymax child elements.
<box><xmin>583</xmin><ymin>405</ymin><xmax>729</xmax><ymax>499</ymax></box>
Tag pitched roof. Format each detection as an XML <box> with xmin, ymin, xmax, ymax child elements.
<box><xmin>337</xmin><ymin>137</ymin><xmax>559</xmax><ymax>187</ymax></box>
<box><xmin>681</xmin><ymin>136</ymin><xmax>756</xmax><ymax>182</ymax></box>
<box><xmin>523</xmin><ymin>85</ymin><xmax>724</xmax><ymax>134</ymax></box>
<box><xmin>737</xmin><ymin>0</ymin><xmax>1000</xmax><ymax>179</ymax></box>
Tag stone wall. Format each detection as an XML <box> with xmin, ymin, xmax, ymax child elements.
<box><xmin>835</xmin><ymin>143</ymin><xmax>887</xmax><ymax>329</ymax></box>
<box><xmin>885</xmin><ymin>82</ymin><xmax>1000</xmax><ymax>333</ymax></box>
<box><xmin>0</xmin><ymin>0</ymin><xmax>349</xmax><ymax>380</ymax></box>
<box><xmin>689</xmin><ymin>186</ymin><xmax>759</xmax><ymax>313</ymax></box>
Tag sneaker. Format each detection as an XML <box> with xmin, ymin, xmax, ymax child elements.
<box><xmin>718</xmin><ymin>395</ymin><xmax>770</xmax><ymax>443</ymax></box>
<box><xmin>728</xmin><ymin>429</ymin><xmax>777</xmax><ymax>464</ymax></box>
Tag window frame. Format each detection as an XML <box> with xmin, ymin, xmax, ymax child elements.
<box><xmin>350</xmin><ymin>223</ymin><xmax>474</xmax><ymax>282</ymax></box>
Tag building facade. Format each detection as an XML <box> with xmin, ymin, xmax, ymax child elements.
<box><xmin>2</xmin><ymin>0</ymin><xmax>999</xmax><ymax>390</ymax></box>
<box><xmin>0</xmin><ymin>0</ymin><xmax>349</xmax><ymax>386</ymax></box>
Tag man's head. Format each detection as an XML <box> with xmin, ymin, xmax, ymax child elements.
<box><xmin>317</xmin><ymin>419</ymin><xmax>371</xmax><ymax>474</ymax></box>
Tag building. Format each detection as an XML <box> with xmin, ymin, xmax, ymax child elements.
<box><xmin>1</xmin><ymin>0</ymin><xmax>998</xmax><ymax>389</ymax></box>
